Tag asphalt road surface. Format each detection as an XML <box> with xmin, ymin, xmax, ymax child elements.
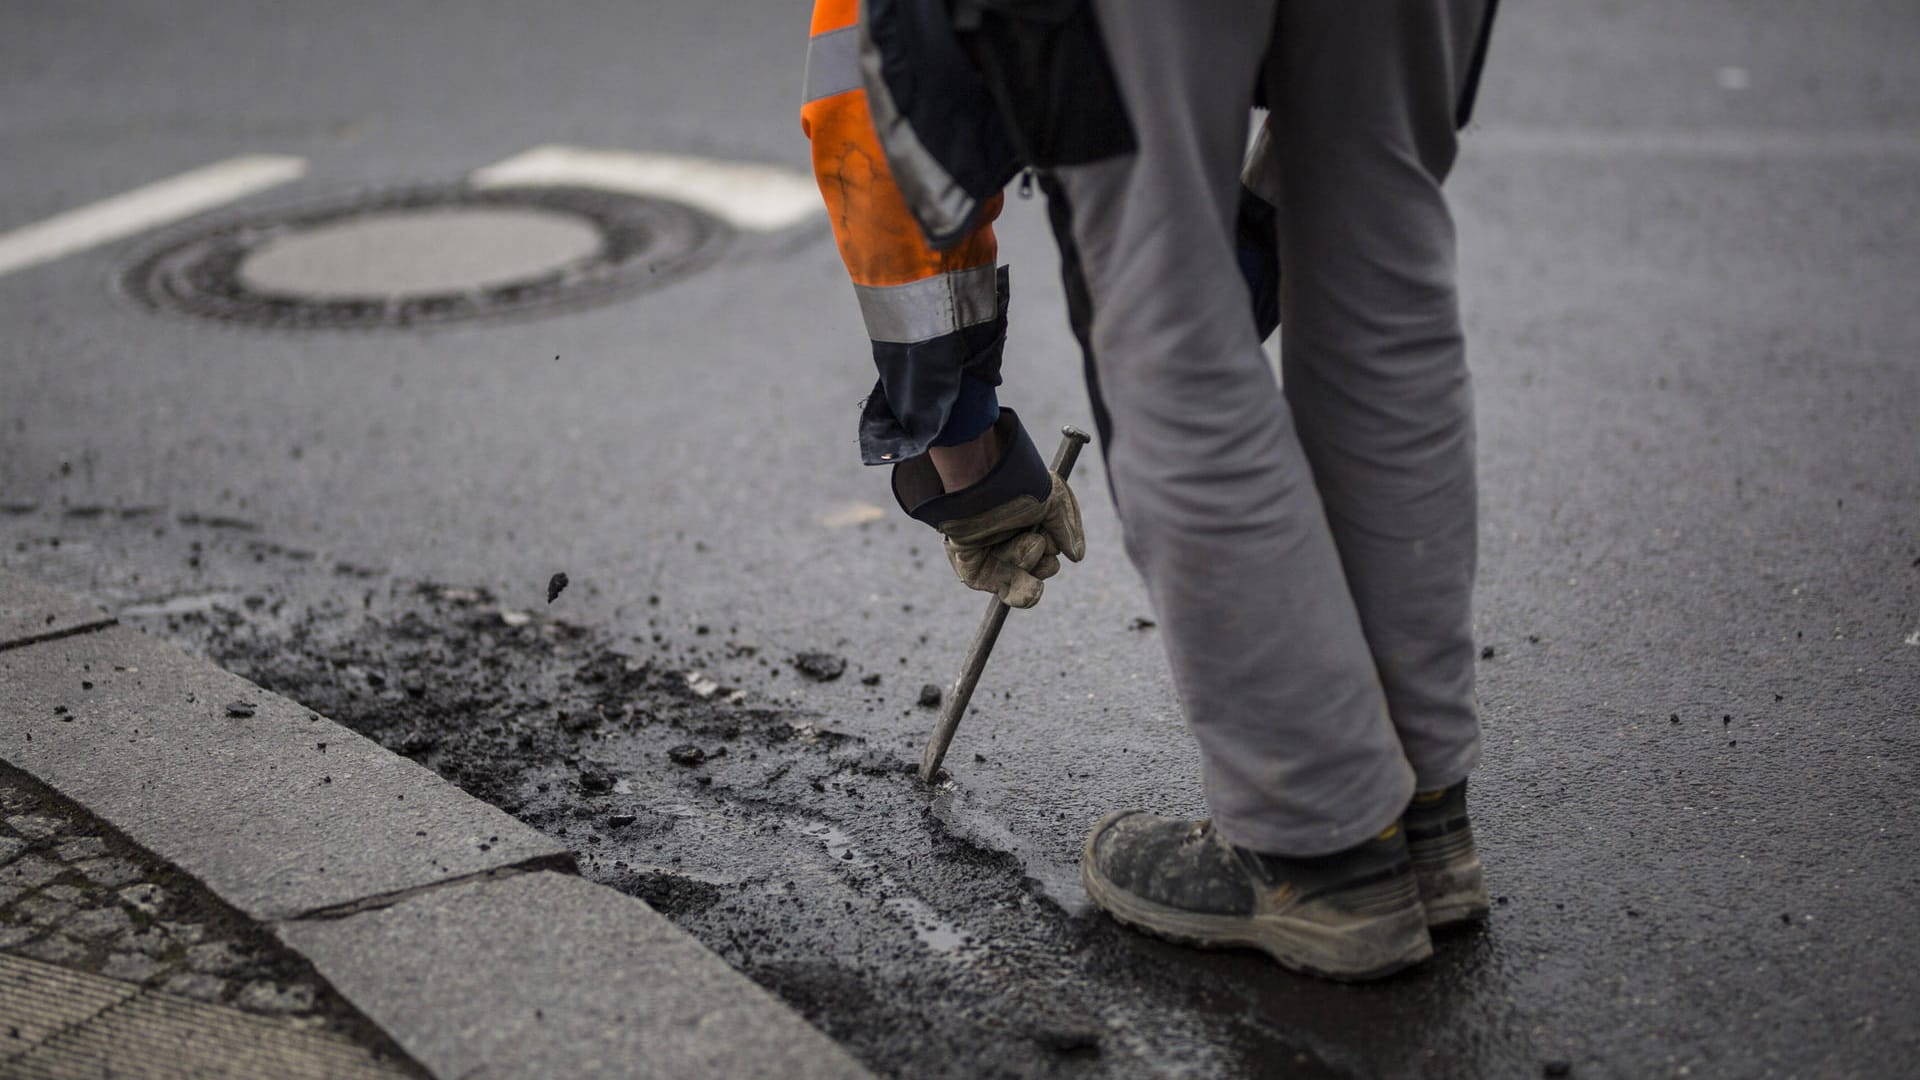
<box><xmin>4</xmin><ymin>2</ymin><xmax>1918</xmax><ymax>1077</ymax></box>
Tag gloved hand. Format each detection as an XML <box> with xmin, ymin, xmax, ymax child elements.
<box><xmin>892</xmin><ymin>408</ymin><xmax>1086</xmax><ymax>608</ymax></box>
<box><xmin>938</xmin><ymin>471</ymin><xmax>1085</xmax><ymax>608</ymax></box>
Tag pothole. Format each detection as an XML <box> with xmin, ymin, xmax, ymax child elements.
<box><xmin>119</xmin><ymin>185</ymin><xmax>725</xmax><ymax>329</ymax></box>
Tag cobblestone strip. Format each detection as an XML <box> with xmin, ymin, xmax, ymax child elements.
<box><xmin>0</xmin><ymin>952</ymin><xmax>414</xmax><ymax>1078</ymax></box>
<box><xmin>0</xmin><ymin>762</ymin><xmax>418</xmax><ymax>1071</ymax></box>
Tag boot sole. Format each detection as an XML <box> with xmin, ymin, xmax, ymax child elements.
<box><xmin>1081</xmin><ymin>818</ymin><xmax>1432</xmax><ymax>982</ymax></box>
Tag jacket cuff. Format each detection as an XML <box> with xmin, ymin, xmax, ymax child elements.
<box><xmin>928</xmin><ymin>374</ymin><xmax>1000</xmax><ymax>446</ymax></box>
<box><xmin>891</xmin><ymin>408</ymin><xmax>1051</xmax><ymax>529</ymax></box>
<box><xmin>857</xmin><ymin>268</ymin><xmax>1011</xmax><ymax>466</ymax></box>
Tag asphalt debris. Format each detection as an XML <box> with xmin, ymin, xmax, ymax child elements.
<box><xmin>224</xmin><ymin>700</ymin><xmax>256</xmax><ymax>718</ymax></box>
<box><xmin>1031</xmin><ymin>1025</ymin><xmax>1103</xmax><ymax>1055</ymax></box>
<box><xmin>792</xmin><ymin>651</ymin><xmax>847</xmax><ymax>682</ymax></box>
<box><xmin>125</xmin><ymin>570</ymin><xmax>1358</xmax><ymax>1079</ymax></box>
<box><xmin>546</xmin><ymin>572</ymin><xmax>569</xmax><ymax>604</ymax></box>
<box><xmin>176</xmin><ymin>513</ymin><xmax>262</xmax><ymax>533</ymax></box>
<box><xmin>917</xmin><ymin>683</ymin><xmax>943</xmax><ymax>709</ymax></box>
<box><xmin>667</xmin><ymin>743</ymin><xmax>708</xmax><ymax>767</ymax></box>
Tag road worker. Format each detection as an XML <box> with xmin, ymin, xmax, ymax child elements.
<box><xmin>804</xmin><ymin>0</ymin><xmax>1497</xmax><ymax>980</ymax></box>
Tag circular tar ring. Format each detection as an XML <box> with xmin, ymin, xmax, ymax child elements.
<box><xmin>119</xmin><ymin>185</ymin><xmax>727</xmax><ymax>330</ymax></box>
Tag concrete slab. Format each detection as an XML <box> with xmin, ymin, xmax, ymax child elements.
<box><xmin>280</xmin><ymin>871</ymin><xmax>874</xmax><ymax>1080</ymax></box>
<box><xmin>0</xmin><ymin>569</ymin><xmax>114</xmax><ymax>651</ymax></box>
<box><xmin>0</xmin><ymin>623</ymin><xmax>570</xmax><ymax>920</ymax></box>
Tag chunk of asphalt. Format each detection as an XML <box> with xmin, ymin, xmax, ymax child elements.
<box><xmin>667</xmin><ymin>744</ymin><xmax>707</xmax><ymax>767</ymax></box>
<box><xmin>792</xmin><ymin>651</ymin><xmax>846</xmax><ymax>682</ymax></box>
<box><xmin>0</xmin><ymin>570</ymin><xmax>117</xmax><ymax>651</ymax></box>
<box><xmin>1030</xmin><ymin>1025</ymin><xmax>1102</xmax><ymax>1055</ymax></box>
<box><xmin>546</xmin><ymin>572</ymin><xmax>569</xmax><ymax>605</ymax></box>
<box><xmin>278</xmin><ymin>871</ymin><xmax>873</xmax><ymax>1080</ymax></box>
<box><xmin>917</xmin><ymin>683</ymin><xmax>943</xmax><ymax>709</ymax></box>
<box><xmin>0</xmin><ymin>621</ymin><xmax>570</xmax><ymax>921</ymax></box>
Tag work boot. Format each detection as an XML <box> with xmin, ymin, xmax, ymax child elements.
<box><xmin>1080</xmin><ymin>812</ymin><xmax>1432</xmax><ymax>981</ymax></box>
<box><xmin>1403</xmin><ymin>780</ymin><xmax>1490</xmax><ymax>928</ymax></box>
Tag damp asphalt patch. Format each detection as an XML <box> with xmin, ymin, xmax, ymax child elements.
<box><xmin>13</xmin><ymin>500</ymin><xmax>1911</xmax><ymax>1079</ymax></box>
<box><xmin>142</xmin><ymin>578</ymin><xmax>1341</xmax><ymax>1079</ymax></box>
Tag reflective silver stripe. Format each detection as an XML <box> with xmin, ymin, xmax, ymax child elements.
<box><xmin>803</xmin><ymin>25</ymin><xmax>863</xmax><ymax>104</ymax></box>
<box><xmin>853</xmin><ymin>264</ymin><xmax>999</xmax><ymax>344</ymax></box>
<box><xmin>857</xmin><ymin>5</ymin><xmax>979</xmax><ymax>246</ymax></box>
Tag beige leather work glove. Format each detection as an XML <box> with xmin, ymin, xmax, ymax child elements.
<box><xmin>938</xmin><ymin>472</ymin><xmax>1085</xmax><ymax>608</ymax></box>
<box><xmin>892</xmin><ymin>408</ymin><xmax>1088</xmax><ymax>609</ymax></box>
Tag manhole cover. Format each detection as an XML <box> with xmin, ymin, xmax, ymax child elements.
<box><xmin>120</xmin><ymin>186</ymin><xmax>725</xmax><ymax>329</ymax></box>
<box><xmin>237</xmin><ymin>207</ymin><xmax>604</xmax><ymax>299</ymax></box>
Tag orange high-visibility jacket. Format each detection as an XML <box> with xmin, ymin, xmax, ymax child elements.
<box><xmin>801</xmin><ymin>0</ymin><xmax>1009</xmax><ymax>467</ymax></box>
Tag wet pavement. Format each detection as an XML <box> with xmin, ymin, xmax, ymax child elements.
<box><xmin>3</xmin><ymin>504</ymin><xmax>1915</xmax><ymax>1077</ymax></box>
<box><xmin>5</xmin><ymin>0</ymin><xmax>1920</xmax><ymax>1077</ymax></box>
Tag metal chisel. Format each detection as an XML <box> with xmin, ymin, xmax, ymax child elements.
<box><xmin>919</xmin><ymin>425</ymin><xmax>1092</xmax><ymax>782</ymax></box>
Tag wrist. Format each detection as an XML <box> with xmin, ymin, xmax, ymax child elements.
<box><xmin>892</xmin><ymin>409</ymin><xmax>1052</xmax><ymax>530</ymax></box>
<box><xmin>928</xmin><ymin>424</ymin><xmax>1003</xmax><ymax>492</ymax></box>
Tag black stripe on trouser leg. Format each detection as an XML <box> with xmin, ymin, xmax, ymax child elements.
<box><xmin>1038</xmin><ymin>172</ymin><xmax>1115</xmax><ymax>499</ymax></box>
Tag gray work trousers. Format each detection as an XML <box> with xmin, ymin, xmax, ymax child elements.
<box><xmin>1051</xmin><ymin>0</ymin><xmax>1489</xmax><ymax>855</ymax></box>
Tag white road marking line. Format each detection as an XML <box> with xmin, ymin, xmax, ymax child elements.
<box><xmin>0</xmin><ymin>154</ymin><xmax>306</xmax><ymax>278</ymax></box>
<box><xmin>471</xmin><ymin>145</ymin><xmax>822</xmax><ymax>232</ymax></box>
